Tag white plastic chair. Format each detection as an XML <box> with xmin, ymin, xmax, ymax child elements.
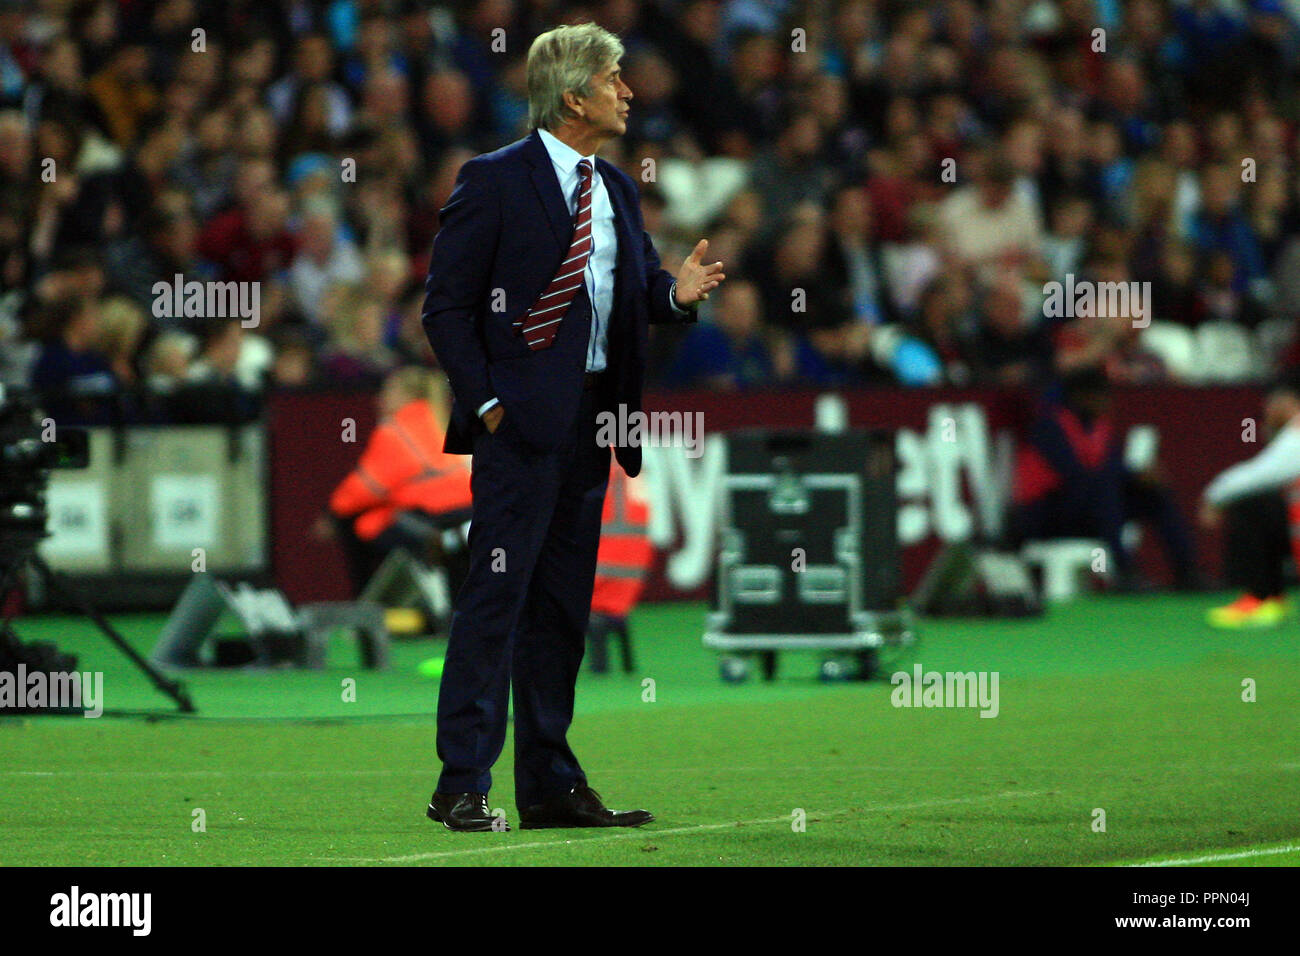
<box><xmin>1254</xmin><ymin>317</ymin><xmax>1296</xmax><ymax>376</ymax></box>
<box><xmin>1193</xmin><ymin>321</ymin><xmax>1258</xmax><ymax>383</ymax></box>
<box><xmin>1020</xmin><ymin>539</ymin><xmax>1112</xmax><ymax>603</ymax></box>
<box><xmin>1140</xmin><ymin>321</ymin><xmax>1197</xmax><ymax>381</ymax></box>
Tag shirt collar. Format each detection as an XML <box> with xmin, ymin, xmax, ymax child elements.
<box><xmin>538</xmin><ymin>127</ymin><xmax>595</xmax><ymax>178</ymax></box>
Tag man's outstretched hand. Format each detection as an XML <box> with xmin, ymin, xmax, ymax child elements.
<box><xmin>674</xmin><ymin>239</ymin><xmax>726</xmax><ymax>308</ymax></box>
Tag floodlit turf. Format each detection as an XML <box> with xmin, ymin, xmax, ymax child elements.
<box><xmin>1</xmin><ymin>595</ymin><xmax>1298</xmax><ymax>866</ymax></box>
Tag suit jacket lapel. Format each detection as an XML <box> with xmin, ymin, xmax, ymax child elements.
<box><xmin>524</xmin><ymin>129</ymin><xmax>574</xmax><ymax>251</ymax></box>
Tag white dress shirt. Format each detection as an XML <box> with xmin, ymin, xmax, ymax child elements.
<box><xmin>538</xmin><ymin>127</ymin><xmax>617</xmax><ymax>375</ymax></box>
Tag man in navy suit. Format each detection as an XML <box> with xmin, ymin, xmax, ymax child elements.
<box><xmin>421</xmin><ymin>22</ymin><xmax>725</xmax><ymax>831</ymax></box>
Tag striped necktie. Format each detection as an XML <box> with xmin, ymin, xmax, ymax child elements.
<box><xmin>517</xmin><ymin>158</ymin><xmax>593</xmax><ymax>350</ymax></box>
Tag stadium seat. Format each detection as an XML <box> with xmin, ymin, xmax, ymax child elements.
<box><xmin>1020</xmin><ymin>539</ymin><xmax>1111</xmax><ymax>603</ymax></box>
<box><xmin>656</xmin><ymin>158</ymin><xmax>749</xmax><ymax>232</ymax></box>
<box><xmin>1139</xmin><ymin>322</ymin><xmax>1197</xmax><ymax>381</ymax></box>
<box><xmin>1254</xmin><ymin>318</ymin><xmax>1296</xmax><ymax>375</ymax></box>
<box><xmin>1193</xmin><ymin>321</ymin><xmax>1260</xmax><ymax>383</ymax></box>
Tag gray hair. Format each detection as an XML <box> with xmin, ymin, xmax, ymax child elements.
<box><xmin>527</xmin><ymin>22</ymin><xmax>625</xmax><ymax>132</ymax></box>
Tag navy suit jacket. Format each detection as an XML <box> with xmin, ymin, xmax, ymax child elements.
<box><xmin>421</xmin><ymin>128</ymin><xmax>696</xmax><ymax>478</ymax></box>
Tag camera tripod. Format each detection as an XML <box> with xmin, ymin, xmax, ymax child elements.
<box><xmin>0</xmin><ymin>550</ymin><xmax>195</xmax><ymax>714</ymax></box>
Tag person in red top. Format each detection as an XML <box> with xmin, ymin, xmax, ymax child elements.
<box><xmin>326</xmin><ymin>366</ymin><xmax>473</xmax><ymax>594</ymax></box>
<box><xmin>197</xmin><ymin>184</ymin><xmax>297</xmax><ymax>284</ymax></box>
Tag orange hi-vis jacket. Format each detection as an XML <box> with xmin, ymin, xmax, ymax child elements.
<box><xmin>330</xmin><ymin>399</ymin><xmax>473</xmax><ymax>541</ymax></box>
<box><xmin>591</xmin><ymin>462</ymin><xmax>655</xmax><ymax>619</ymax></box>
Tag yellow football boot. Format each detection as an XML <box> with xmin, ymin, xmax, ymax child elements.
<box><xmin>1207</xmin><ymin>594</ymin><xmax>1290</xmax><ymax>629</ymax></box>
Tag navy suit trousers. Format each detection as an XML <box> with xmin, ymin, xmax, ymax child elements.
<box><xmin>435</xmin><ymin>387</ymin><xmax>611</xmax><ymax>808</ymax></box>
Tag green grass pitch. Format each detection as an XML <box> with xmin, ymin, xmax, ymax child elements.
<box><xmin>2</xmin><ymin>594</ymin><xmax>1298</xmax><ymax>866</ymax></box>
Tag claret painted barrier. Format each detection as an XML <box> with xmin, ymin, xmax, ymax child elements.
<box><xmin>268</xmin><ymin>385</ymin><xmax>1265</xmax><ymax>604</ymax></box>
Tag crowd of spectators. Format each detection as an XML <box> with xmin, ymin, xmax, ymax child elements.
<box><xmin>3</xmin><ymin>0</ymin><xmax>1300</xmax><ymax>422</ymax></box>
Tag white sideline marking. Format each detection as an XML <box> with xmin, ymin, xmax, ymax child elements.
<box><xmin>331</xmin><ymin>789</ymin><xmax>1049</xmax><ymax>864</ymax></box>
<box><xmin>1130</xmin><ymin>843</ymin><xmax>1300</xmax><ymax>867</ymax></box>
<box><xmin>0</xmin><ymin>769</ymin><xmax>426</xmax><ymax>777</ymax></box>
<box><xmin>13</xmin><ymin>761</ymin><xmax>1292</xmax><ymax>780</ymax></box>
<box><xmin>0</xmin><ymin>764</ymin><xmax>950</xmax><ymax>778</ymax></box>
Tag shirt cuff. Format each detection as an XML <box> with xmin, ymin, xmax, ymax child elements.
<box><xmin>669</xmin><ymin>281</ymin><xmax>696</xmax><ymax>315</ymax></box>
<box><xmin>476</xmin><ymin>398</ymin><xmax>500</xmax><ymax>417</ymax></box>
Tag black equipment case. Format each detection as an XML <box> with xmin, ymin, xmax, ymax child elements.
<box><xmin>704</xmin><ymin>429</ymin><xmax>914</xmax><ymax>673</ymax></box>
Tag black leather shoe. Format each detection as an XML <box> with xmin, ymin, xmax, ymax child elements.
<box><xmin>518</xmin><ymin>785</ymin><xmax>654</xmax><ymax>829</ymax></box>
<box><xmin>427</xmin><ymin>792</ymin><xmax>507</xmax><ymax>832</ymax></box>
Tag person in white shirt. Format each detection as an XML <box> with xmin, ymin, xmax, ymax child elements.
<box><xmin>288</xmin><ymin>203</ymin><xmax>365</xmax><ymax>322</ymax></box>
<box><xmin>1200</xmin><ymin>373</ymin><xmax>1300</xmax><ymax>628</ymax></box>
